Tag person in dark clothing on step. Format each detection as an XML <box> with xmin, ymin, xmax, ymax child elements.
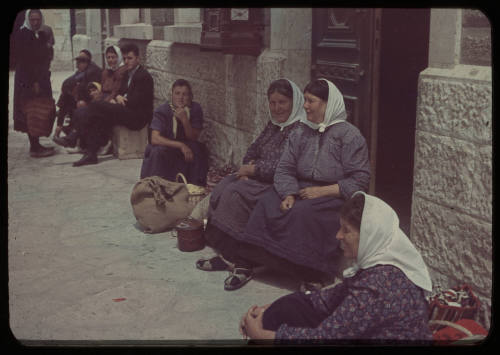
<box><xmin>53</xmin><ymin>49</ymin><xmax>102</xmax><ymax>138</ymax></box>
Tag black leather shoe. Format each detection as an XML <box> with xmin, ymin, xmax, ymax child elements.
<box><xmin>30</xmin><ymin>146</ymin><xmax>55</xmax><ymax>158</ymax></box>
<box><xmin>72</xmin><ymin>153</ymin><xmax>98</xmax><ymax>167</ymax></box>
<box><xmin>53</xmin><ymin>131</ymin><xmax>78</xmax><ymax>148</ymax></box>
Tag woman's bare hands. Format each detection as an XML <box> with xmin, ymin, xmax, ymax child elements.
<box><xmin>115</xmin><ymin>95</ymin><xmax>127</xmax><ymax>106</ymax></box>
<box><xmin>236</xmin><ymin>164</ymin><xmax>256</xmax><ymax>179</ymax></box>
<box><xmin>173</xmin><ymin>106</ymin><xmax>189</xmax><ymax>123</ymax></box>
<box><xmin>240</xmin><ymin>304</ymin><xmax>275</xmax><ymax>340</ymax></box>
<box><xmin>280</xmin><ymin>195</ymin><xmax>295</xmax><ymax>211</ymax></box>
<box><xmin>299</xmin><ymin>186</ymin><xmax>325</xmax><ymax>199</ymax></box>
<box><xmin>76</xmin><ymin>100</ymin><xmax>87</xmax><ymax>109</ymax></box>
<box><xmin>179</xmin><ymin>143</ymin><xmax>194</xmax><ymax>162</ymax></box>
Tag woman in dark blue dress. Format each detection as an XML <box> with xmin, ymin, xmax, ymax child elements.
<box><xmin>140</xmin><ymin>79</ymin><xmax>208</xmax><ymax>185</ymax></box>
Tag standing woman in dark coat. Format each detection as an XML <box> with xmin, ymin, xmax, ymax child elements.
<box><xmin>12</xmin><ymin>9</ymin><xmax>55</xmax><ymax>157</ymax></box>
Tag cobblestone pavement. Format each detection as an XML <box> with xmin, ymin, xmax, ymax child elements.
<box><xmin>7</xmin><ymin>71</ymin><xmax>298</xmax><ymax>345</ymax></box>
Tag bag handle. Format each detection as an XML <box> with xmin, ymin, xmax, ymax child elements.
<box><xmin>429</xmin><ymin>320</ymin><xmax>473</xmax><ymax>337</ymax></box>
<box><xmin>176</xmin><ymin>172</ymin><xmax>188</xmax><ymax>186</ymax></box>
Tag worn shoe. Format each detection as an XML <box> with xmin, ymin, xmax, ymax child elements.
<box><xmin>97</xmin><ymin>140</ymin><xmax>113</xmax><ymax>156</ymax></box>
<box><xmin>72</xmin><ymin>153</ymin><xmax>98</xmax><ymax>167</ymax></box>
<box><xmin>224</xmin><ymin>268</ymin><xmax>253</xmax><ymax>291</ymax></box>
<box><xmin>30</xmin><ymin>146</ymin><xmax>55</xmax><ymax>158</ymax></box>
<box><xmin>53</xmin><ymin>131</ymin><xmax>78</xmax><ymax>148</ymax></box>
<box><xmin>196</xmin><ymin>256</ymin><xmax>230</xmax><ymax>271</ymax></box>
<box><xmin>65</xmin><ymin>140</ymin><xmax>85</xmax><ymax>154</ymax></box>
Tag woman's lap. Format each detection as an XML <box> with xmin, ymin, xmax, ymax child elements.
<box><xmin>242</xmin><ymin>188</ymin><xmax>343</xmax><ymax>275</ymax></box>
<box><xmin>209</xmin><ymin>176</ymin><xmax>272</xmax><ymax>239</ymax></box>
<box><xmin>262</xmin><ymin>292</ymin><xmax>328</xmax><ymax>331</ymax></box>
<box><xmin>140</xmin><ymin>142</ymin><xmax>208</xmax><ymax>184</ymax></box>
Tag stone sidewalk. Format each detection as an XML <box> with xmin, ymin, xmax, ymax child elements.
<box><xmin>7</xmin><ymin>71</ymin><xmax>298</xmax><ymax>345</ymax></box>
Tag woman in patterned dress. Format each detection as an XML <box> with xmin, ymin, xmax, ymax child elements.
<box><xmin>240</xmin><ymin>192</ymin><xmax>433</xmax><ymax>344</ymax></box>
<box><xmin>195</xmin><ymin>79</ymin><xmax>306</xmax><ymax>290</ymax></box>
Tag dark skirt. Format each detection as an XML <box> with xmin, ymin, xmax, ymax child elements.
<box><xmin>140</xmin><ymin>141</ymin><xmax>209</xmax><ymax>186</ymax></box>
<box><xmin>208</xmin><ymin>175</ymin><xmax>273</xmax><ymax>238</ymax></box>
<box><xmin>13</xmin><ymin>68</ymin><xmax>53</xmax><ymax>133</ymax></box>
<box><xmin>262</xmin><ymin>291</ymin><xmax>330</xmax><ymax>331</ymax></box>
<box><xmin>239</xmin><ymin>188</ymin><xmax>344</xmax><ymax>275</ymax></box>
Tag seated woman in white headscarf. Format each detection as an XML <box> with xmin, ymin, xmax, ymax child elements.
<box><xmin>195</xmin><ymin>79</ymin><xmax>305</xmax><ymax>291</ymax></box>
<box><xmin>100</xmin><ymin>45</ymin><xmax>127</xmax><ymax>103</ymax></box>
<box><xmin>237</xmin><ymin>79</ymin><xmax>370</xmax><ymax>291</ymax></box>
<box><xmin>239</xmin><ymin>192</ymin><xmax>433</xmax><ymax>344</ymax></box>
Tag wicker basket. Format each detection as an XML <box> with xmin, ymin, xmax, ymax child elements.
<box><xmin>176</xmin><ymin>173</ymin><xmax>208</xmax><ymax>206</ymax></box>
<box><xmin>23</xmin><ymin>97</ymin><xmax>56</xmax><ymax>137</ymax></box>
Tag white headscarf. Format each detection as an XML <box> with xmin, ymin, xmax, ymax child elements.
<box><xmin>342</xmin><ymin>192</ymin><xmax>432</xmax><ymax>292</ymax></box>
<box><xmin>268</xmin><ymin>79</ymin><xmax>306</xmax><ymax>131</ymax></box>
<box><xmin>301</xmin><ymin>78</ymin><xmax>347</xmax><ymax>133</ymax></box>
<box><xmin>105</xmin><ymin>45</ymin><xmax>124</xmax><ymax>70</ymax></box>
<box><xmin>21</xmin><ymin>9</ymin><xmax>44</xmax><ymax>37</ymax></box>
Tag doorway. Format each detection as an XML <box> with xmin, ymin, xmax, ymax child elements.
<box><xmin>375</xmin><ymin>8</ymin><xmax>430</xmax><ymax>235</ymax></box>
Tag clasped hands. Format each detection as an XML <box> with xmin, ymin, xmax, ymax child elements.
<box><xmin>280</xmin><ymin>186</ymin><xmax>326</xmax><ymax>211</ymax></box>
<box><xmin>235</xmin><ymin>161</ymin><xmax>256</xmax><ymax>180</ymax></box>
<box><xmin>239</xmin><ymin>304</ymin><xmax>275</xmax><ymax>340</ymax></box>
<box><xmin>112</xmin><ymin>95</ymin><xmax>127</xmax><ymax>106</ymax></box>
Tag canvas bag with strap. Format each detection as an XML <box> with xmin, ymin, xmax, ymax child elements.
<box><xmin>130</xmin><ymin>176</ymin><xmax>194</xmax><ymax>233</ymax></box>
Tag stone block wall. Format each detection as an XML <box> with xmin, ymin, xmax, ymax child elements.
<box><xmin>72</xmin><ymin>34</ymin><xmax>90</xmax><ymax>64</ymax></box>
<box><xmin>461</xmin><ymin>9</ymin><xmax>491</xmax><ymax>66</ymax></box>
<box><xmin>411</xmin><ymin>65</ymin><xmax>492</xmax><ymax>327</ymax></box>
<box><xmin>42</xmin><ymin>9</ymin><xmax>73</xmax><ymax>71</ymax></box>
<box><xmin>145</xmin><ymin>41</ymin><xmax>287</xmax><ymax>169</ymax></box>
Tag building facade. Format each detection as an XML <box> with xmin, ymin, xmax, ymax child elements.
<box><xmin>41</xmin><ymin>8</ymin><xmax>492</xmax><ymax>328</ymax></box>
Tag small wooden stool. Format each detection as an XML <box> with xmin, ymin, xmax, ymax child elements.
<box><xmin>112</xmin><ymin>125</ymin><xmax>149</xmax><ymax>159</ymax></box>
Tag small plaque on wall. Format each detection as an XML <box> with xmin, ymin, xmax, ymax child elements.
<box><xmin>201</xmin><ymin>8</ymin><xmax>264</xmax><ymax>56</ymax></box>
<box><xmin>230</xmin><ymin>8</ymin><xmax>249</xmax><ymax>21</ymax></box>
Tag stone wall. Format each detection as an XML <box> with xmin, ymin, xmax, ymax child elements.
<box><xmin>42</xmin><ymin>9</ymin><xmax>73</xmax><ymax>71</ymax></box>
<box><xmin>411</xmin><ymin>65</ymin><xmax>492</xmax><ymax>328</ymax></box>
<box><xmin>145</xmin><ymin>40</ymin><xmax>287</xmax><ymax>168</ymax></box>
<box><xmin>461</xmin><ymin>9</ymin><xmax>491</xmax><ymax>66</ymax></box>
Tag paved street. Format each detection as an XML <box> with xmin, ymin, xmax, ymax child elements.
<box><xmin>7</xmin><ymin>71</ymin><xmax>298</xmax><ymax>345</ymax></box>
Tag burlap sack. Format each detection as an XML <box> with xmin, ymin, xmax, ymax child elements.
<box><xmin>130</xmin><ymin>176</ymin><xmax>194</xmax><ymax>234</ymax></box>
